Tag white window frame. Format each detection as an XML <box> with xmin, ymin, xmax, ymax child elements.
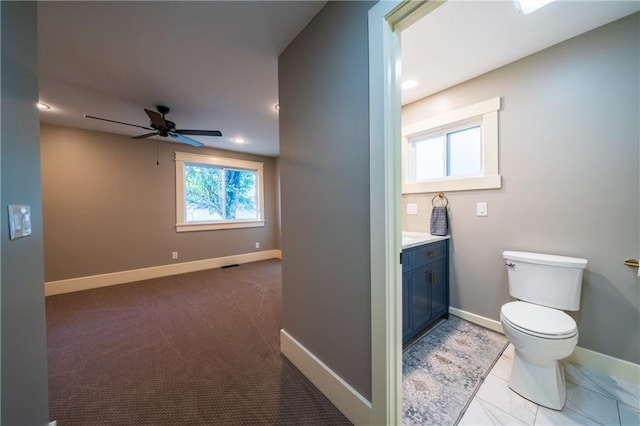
<box><xmin>402</xmin><ymin>96</ymin><xmax>502</xmax><ymax>194</ymax></box>
<box><xmin>175</xmin><ymin>151</ymin><xmax>265</xmax><ymax>232</ymax></box>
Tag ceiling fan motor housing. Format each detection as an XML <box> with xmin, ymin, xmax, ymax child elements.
<box><xmin>150</xmin><ymin>105</ymin><xmax>176</xmax><ymax>135</ymax></box>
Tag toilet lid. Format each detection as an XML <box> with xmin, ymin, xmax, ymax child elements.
<box><xmin>501</xmin><ymin>301</ymin><xmax>577</xmax><ymax>339</ymax></box>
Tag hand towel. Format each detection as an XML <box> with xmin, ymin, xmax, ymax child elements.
<box><xmin>430</xmin><ymin>206</ymin><xmax>448</xmax><ymax>236</ymax></box>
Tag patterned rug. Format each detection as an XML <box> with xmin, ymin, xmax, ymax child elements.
<box><xmin>403</xmin><ymin>315</ymin><xmax>509</xmax><ymax>425</ymax></box>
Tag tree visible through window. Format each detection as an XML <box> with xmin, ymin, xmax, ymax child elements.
<box><xmin>175</xmin><ymin>152</ymin><xmax>264</xmax><ymax>232</ymax></box>
<box><xmin>185</xmin><ymin>165</ymin><xmax>257</xmax><ymax>221</ymax></box>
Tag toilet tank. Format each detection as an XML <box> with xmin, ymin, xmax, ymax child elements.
<box><xmin>503</xmin><ymin>251</ymin><xmax>587</xmax><ymax>311</ymax></box>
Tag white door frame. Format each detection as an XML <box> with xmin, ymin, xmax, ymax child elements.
<box><xmin>368</xmin><ymin>2</ymin><xmax>446</xmax><ymax>424</ymax></box>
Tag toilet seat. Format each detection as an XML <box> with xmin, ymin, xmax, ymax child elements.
<box><xmin>501</xmin><ymin>301</ymin><xmax>577</xmax><ymax>339</ymax></box>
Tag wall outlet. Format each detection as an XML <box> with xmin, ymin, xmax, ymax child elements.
<box><xmin>407</xmin><ymin>203</ymin><xmax>418</xmax><ymax>215</ymax></box>
<box><xmin>172</xmin><ymin>251</ymin><xmax>178</xmax><ymax>260</ymax></box>
<box><xmin>255</xmin><ymin>242</ymin><xmax>260</xmax><ymax>249</ymax></box>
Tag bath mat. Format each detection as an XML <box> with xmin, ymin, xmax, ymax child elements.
<box><xmin>403</xmin><ymin>315</ymin><xmax>509</xmax><ymax>425</ymax></box>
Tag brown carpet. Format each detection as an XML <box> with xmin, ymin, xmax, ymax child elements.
<box><xmin>46</xmin><ymin>259</ymin><xmax>351</xmax><ymax>425</ymax></box>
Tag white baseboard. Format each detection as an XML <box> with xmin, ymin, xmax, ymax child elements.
<box><xmin>280</xmin><ymin>329</ymin><xmax>372</xmax><ymax>425</ymax></box>
<box><xmin>45</xmin><ymin>249</ymin><xmax>282</xmax><ymax>296</ymax></box>
<box><xmin>567</xmin><ymin>346</ymin><xmax>640</xmax><ymax>385</ymax></box>
<box><xmin>450</xmin><ymin>306</ymin><xmax>640</xmax><ymax>385</ymax></box>
<box><xmin>449</xmin><ymin>307</ymin><xmax>503</xmax><ymax>333</ymax></box>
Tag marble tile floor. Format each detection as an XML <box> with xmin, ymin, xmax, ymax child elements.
<box><xmin>459</xmin><ymin>344</ymin><xmax>640</xmax><ymax>425</ymax></box>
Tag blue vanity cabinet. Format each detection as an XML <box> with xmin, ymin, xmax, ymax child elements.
<box><xmin>402</xmin><ymin>273</ymin><xmax>412</xmax><ymax>341</ymax></box>
<box><xmin>402</xmin><ymin>239</ymin><xmax>449</xmax><ymax>345</ymax></box>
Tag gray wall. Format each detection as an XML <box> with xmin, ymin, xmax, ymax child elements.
<box><xmin>279</xmin><ymin>1</ymin><xmax>374</xmax><ymax>400</ymax></box>
<box><xmin>402</xmin><ymin>13</ymin><xmax>640</xmax><ymax>364</ymax></box>
<box><xmin>40</xmin><ymin>123</ymin><xmax>280</xmax><ymax>282</ymax></box>
<box><xmin>1</xmin><ymin>2</ymin><xmax>51</xmax><ymax>424</ymax></box>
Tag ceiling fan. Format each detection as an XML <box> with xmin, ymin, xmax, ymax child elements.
<box><xmin>84</xmin><ymin>105</ymin><xmax>222</xmax><ymax>147</ymax></box>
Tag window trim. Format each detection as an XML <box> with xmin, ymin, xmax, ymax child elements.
<box><xmin>175</xmin><ymin>151</ymin><xmax>265</xmax><ymax>232</ymax></box>
<box><xmin>402</xmin><ymin>96</ymin><xmax>502</xmax><ymax>194</ymax></box>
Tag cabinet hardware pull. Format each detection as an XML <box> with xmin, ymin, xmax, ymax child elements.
<box><xmin>430</xmin><ymin>270</ymin><xmax>435</xmax><ymax>284</ymax></box>
<box><xmin>428</xmin><ymin>251</ymin><xmax>436</xmax><ymax>258</ymax></box>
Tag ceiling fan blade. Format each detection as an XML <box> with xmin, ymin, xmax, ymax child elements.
<box><xmin>175</xmin><ymin>129</ymin><xmax>223</xmax><ymax>137</ymax></box>
<box><xmin>132</xmin><ymin>132</ymin><xmax>159</xmax><ymax>140</ymax></box>
<box><xmin>84</xmin><ymin>115</ymin><xmax>153</xmax><ymax>131</ymax></box>
<box><xmin>144</xmin><ymin>109</ymin><xmax>167</xmax><ymax>129</ymax></box>
<box><xmin>170</xmin><ymin>133</ymin><xmax>204</xmax><ymax>147</ymax></box>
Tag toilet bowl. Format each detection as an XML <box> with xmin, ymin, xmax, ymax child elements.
<box><xmin>501</xmin><ymin>301</ymin><xmax>578</xmax><ymax>409</ymax></box>
<box><xmin>501</xmin><ymin>251</ymin><xmax>587</xmax><ymax>410</ymax></box>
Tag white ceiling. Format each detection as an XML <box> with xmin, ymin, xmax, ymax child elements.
<box><xmin>401</xmin><ymin>0</ymin><xmax>639</xmax><ymax>105</ymax></box>
<box><xmin>38</xmin><ymin>1</ymin><xmax>638</xmax><ymax>156</ymax></box>
<box><xmin>37</xmin><ymin>1</ymin><xmax>326</xmax><ymax>157</ymax></box>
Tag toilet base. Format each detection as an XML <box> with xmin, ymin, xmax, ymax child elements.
<box><xmin>509</xmin><ymin>349</ymin><xmax>566</xmax><ymax>410</ymax></box>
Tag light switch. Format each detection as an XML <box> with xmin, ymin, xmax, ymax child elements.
<box><xmin>8</xmin><ymin>205</ymin><xmax>32</xmax><ymax>240</ymax></box>
<box><xmin>407</xmin><ymin>203</ymin><xmax>418</xmax><ymax>215</ymax></box>
<box><xmin>476</xmin><ymin>202</ymin><xmax>488</xmax><ymax>217</ymax></box>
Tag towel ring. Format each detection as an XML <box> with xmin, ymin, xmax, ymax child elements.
<box><xmin>432</xmin><ymin>192</ymin><xmax>449</xmax><ymax>208</ymax></box>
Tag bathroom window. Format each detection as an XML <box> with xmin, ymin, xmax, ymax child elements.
<box><xmin>402</xmin><ymin>97</ymin><xmax>502</xmax><ymax>193</ymax></box>
<box><xmin>175</xmin><ymin>151</ymin><xmax>265</xmax><ymax>232</ymax></box>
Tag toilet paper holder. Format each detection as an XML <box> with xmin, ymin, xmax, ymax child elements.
<box><xmin>624</xmin><ymin>258</ymin><xmax>639</xmax><ymax>268</ymax></box>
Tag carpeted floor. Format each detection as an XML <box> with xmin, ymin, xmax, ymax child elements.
<box><xmin>402</xmin><ymin>315</ymin><xmax>509</xmax><ymax>425</ymax></box>
<box><xmin>46</xmin><ymin>259</ymin><xmax>351</xmax><ymax>425</ymax></box>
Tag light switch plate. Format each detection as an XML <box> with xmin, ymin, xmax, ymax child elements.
<box><xmin>8</xmin><ymin>205</ymin><xmax>32</xmax><ymax>240</ymax></box>
<box><xmin>476</xmin><ymin>202</ymin><xmax>488</xmax><ymax>217</ymax></box>
<box><xmin>407</xmin><ymin>203</ymin><xmax>418</xmax><ymax>215</ymax></box>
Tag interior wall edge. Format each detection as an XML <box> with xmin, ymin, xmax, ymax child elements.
<box><xmin>280</xmin><ymin>329</ymin><xmax>372</xmax><ymax>425</ymax></box>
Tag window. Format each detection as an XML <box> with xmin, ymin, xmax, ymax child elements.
<box><xmin>402</xmin><ymin>97</ymin><xmax>502</xmax><ymax>193</ymax></box>
<box><xmin>175</xmin><ymin>152</ymin><xmax>264</xmax><ymax>232</ymax></box>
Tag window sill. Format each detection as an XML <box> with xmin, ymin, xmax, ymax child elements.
<box><xmin>176</xmin><ymin>220</ymin><xmax>265</xmax><ymax>232</ymax></box>
<box><xmin>403</xmin><ymin>174</ymin><xmax>502</xmax><ymax>194</ymax></box>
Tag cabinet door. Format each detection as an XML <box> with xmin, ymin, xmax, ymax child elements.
<box><xmin>411</xmin><ymin>266</ymin><xmax>431</xmax><ymax>332</ymax></box>
<box><xmin>430</xmin><ymin>259</ymin><xmax>448</xmax><ymax>319</ymax></box>
<box><xmin>402</xmin><ymin>273</ymin><xmax>412</xmax><ymax>342</ymax></box>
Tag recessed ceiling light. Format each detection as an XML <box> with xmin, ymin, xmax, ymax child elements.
<box><xmin>401</xmin><ymin>80</ymin><xmax>418</xmax><ymax>90</ymax></box>
<box><xmin>232</xmin><ymin>137</ymin><xmax>246</xmax><ymax>144</ymax></box>
<box><xmin>36</xmin><ymin>102</ymin><xmax>51</xmax><ymax>110</ymax></box>
<box><xmin>514</xmin><ymin>0</ymin><xmax>555</xmax><ymax>14</ymax></box>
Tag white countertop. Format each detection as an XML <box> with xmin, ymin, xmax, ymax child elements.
<box><xmin>402</xmin><ymin>231</ymin><xmax>450</xmax><ymax>249</ymax></box>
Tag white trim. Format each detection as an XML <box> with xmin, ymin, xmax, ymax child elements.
<box><xmin>44</xmin><ymin>250</ymin><xmax>282</xmax><ymax>296</ymax></box>
<box><xmin>449</xmin><ymin>307</ymin><xmax>504</xmax><ymax>333</ymax></box>
<box><xmin>174</xmin><ymin>151</ymin><xmax>265</xmax><ymax>232</ymax></box>
<box><xmin>176</xmin><ymin>220</ymin><xmax>265</xmax><ymax>232</ymax></box>
<box><xmin>175</xmin><ymin>151</ymin><xmax>263</xmax><ymax>171</ymax></box>
<box><xmin>402</xmin><ymin>97</ymin><xmax>502</xmax><ymax>194</ymax></box>
<box><xmin>402</xmin><ymin>97</ymin><xmax>501</xmax><ymax>136</ymax></box>
<box><xmin>567</xmin><ymin>346</ymin><xmax>640</xmax><ymax>386</ymax></box>
<box><xmin>451</xmin><ymin>307</ymin><xmax>640</xmax><ymax>385</ymax></box>
<box><xmin>280</xmin><ymin>329</ymin><xmax>372</xmax><ymax>425</ymax></box>
<box><xmin>368</xmin><ymin>1</ymin><xmax>404</xmax><ymax>425</ymax></box>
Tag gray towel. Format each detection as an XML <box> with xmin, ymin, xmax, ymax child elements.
<box><xmin>430</xmin><ymin>206</ymin><xmax>448</xmax><ymax>236</ymax></box>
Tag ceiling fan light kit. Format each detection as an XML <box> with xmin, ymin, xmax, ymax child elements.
<box><xmin>84</xmin><ymin>105</ymin><xmax>222</xmax><ymax>147</ymax></box>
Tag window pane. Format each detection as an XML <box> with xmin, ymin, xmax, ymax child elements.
<box><xmin>414</xmin><ymin>135</ymin><xmax>444</xmax><ymax>181</ymax></box>
<box><xmin>184</xmin><ymin>164</ymin><xmax>224</xmax><ymax>222</ymax></box>
<box><xmin>224</xmin><ymin>169</ymin><xmax>257</xmax><ymax>220</ymax></box>
<box><xmin>448</xmin><ymin>126</ymin><xmax>481</xmax><ymax>177</ymax></box>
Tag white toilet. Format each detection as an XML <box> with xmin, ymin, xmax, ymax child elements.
<box><xmin>501</xmin><ymin>251</ymin><xmax>587</xmax><ymax>410</ymax></box>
